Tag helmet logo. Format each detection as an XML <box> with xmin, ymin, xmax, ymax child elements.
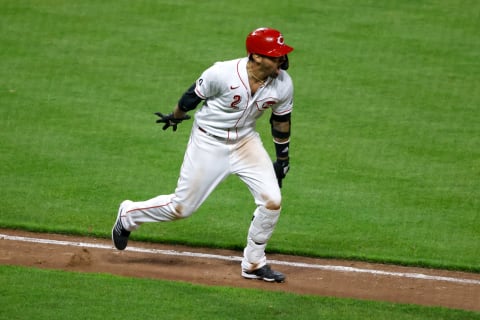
<box><xmin>277</xmin><ymin>35</ymin><xmax>285</xmax><ymax>46</ymax></box>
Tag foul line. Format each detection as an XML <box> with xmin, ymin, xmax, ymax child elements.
<box><xmin>1</xmin><ymin>234</ymin><xmax>479</xmax><ymax>285</ymax></box>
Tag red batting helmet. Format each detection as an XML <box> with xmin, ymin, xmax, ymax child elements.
<box><xmin>246</xmin><ymin>27</ymin><xmax>294</xmax><ymax>57</ymax></box>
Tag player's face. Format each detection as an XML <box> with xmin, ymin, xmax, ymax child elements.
<box><xmin>261</xmin><ymin>55</ymin><xmax>286</xmax><ymax>78</ymax></box>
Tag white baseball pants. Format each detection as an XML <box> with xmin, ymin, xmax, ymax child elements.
<box><xmin>121</xmin><ymin>124</ymin><xmax>282</xmax><ymax>271</ymax></box>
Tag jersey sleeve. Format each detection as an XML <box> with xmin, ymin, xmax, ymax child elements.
<box><xmin>194</xmin><ymin>62</ymin><xmax>223</xmax><ymax>100</ymax></box>
<box><xmin>271</xmin><ymin>73</ymin><xmax>294</xmax><ymax>116</ymax></box>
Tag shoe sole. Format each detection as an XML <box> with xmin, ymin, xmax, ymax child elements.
<box><xmin>111</xmin><ymin>200</ymin><xmax>132</xmax><ymax>250</ymax></box>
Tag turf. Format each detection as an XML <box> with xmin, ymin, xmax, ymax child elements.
<box><xmin>1</xmin><ymin>1</ymin><xmax>480</xmax><ymax>318</ymax></box>
<box><xmin>1</xmin><ymin>265</ymin><xmax>478</xmax><ymax>320</ymax></box>
<box><xmin>1</xmin><ymin>0</ymin><xmax>479</xmax><ymax>273</ymax></box>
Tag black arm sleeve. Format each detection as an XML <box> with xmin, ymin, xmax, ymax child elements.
<box><xmin>270</xmin><ymin>113</ymin><xmax>291</xmax><ymax>139</ymax></box>
<box><xmin>178</xmin><ymin>83</ymin><xmax>203</xmax><ymax>112</ymax></box>
<box><xmin>270</xmin><ymin>112</ymin><xmax>291</xmax><ymax>123</ymax></box>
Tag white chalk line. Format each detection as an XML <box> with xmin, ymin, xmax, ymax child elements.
<box><xmin>1</xmin><ymin>233</ymin><xmax>479</xmax><ymax>286</ymax></box>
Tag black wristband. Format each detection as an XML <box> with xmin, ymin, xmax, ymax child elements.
<box><xmin>274</xmin><ymin>140</ymin><xmax>290</xmax><ymax>159</ymax></box>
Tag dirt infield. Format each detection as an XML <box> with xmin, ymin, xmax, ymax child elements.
<box><xmin>1</xmin><ymin>229</ymin><xmax>479</xmax><ymax>312</ymax></box>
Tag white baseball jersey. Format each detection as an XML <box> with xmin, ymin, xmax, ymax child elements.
<box><xmin>194</xmin><ymin>57</ymin><xmax>293</xmax><ymax>140</ymax></box>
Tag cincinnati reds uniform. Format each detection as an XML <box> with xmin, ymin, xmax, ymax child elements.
<box><xmin>113</xmin><ymin>27</ymin><xmax>294</xmax><ymax>282</ymax></box>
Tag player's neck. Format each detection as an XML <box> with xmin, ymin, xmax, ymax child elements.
<box><xmin>247</xmin><ymin>61</ymin><xmax>268</xmax><ymax>85</ymax></box>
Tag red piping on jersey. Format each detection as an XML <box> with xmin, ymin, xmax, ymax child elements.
<box><xmin>273</xmin><ymin>108</ymin><xmax>292</xmax><ymax>115</ymax></box>
<box><xmin>231</xmin><ymin>59</ymin><xmax>251</xmax><ymax>136</ymax></box>
<box><xmin>194</xmin><ymin>87</ymin><xmax>206</xmax><ymax>99</ymax></box>
<box><xmin>123</xmin><ymin>202</ymin><xmax>172</xmax><ymax>216</ymax></box>
<box><xmin>238</xmin><ymin>59</ymin><xmax>249</xmax><ymax>92</ymax></box>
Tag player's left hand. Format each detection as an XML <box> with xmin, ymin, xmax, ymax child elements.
<box><xmin>155</xmin><ymin>112</ymin><xmax>191</xmax><ymax>131</ymax></box>
<box><xmin>273</xmin><ymin>159</ymin><xmax>289</xmax><ymax>188</ymax></box>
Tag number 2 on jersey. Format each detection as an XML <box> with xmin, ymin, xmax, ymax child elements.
<box><xmin>230</xmin><ymin>95</ymin><xmax>241</xmax><ymax>109</ymax></box>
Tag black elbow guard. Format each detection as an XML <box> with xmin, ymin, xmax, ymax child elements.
<box><xmin>270</xmin><ymin>113</ymin><xmax>291</xmax><ymax>139</ymax></box>
<box><xmin>178</xmin><ymin>83</ymin><xmax>203</xmax><ymax>112</ymax></box>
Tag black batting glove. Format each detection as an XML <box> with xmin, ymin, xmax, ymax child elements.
<box><xmin>273</xmin><ymin>159</ymin><xmax>289</xmax><ymax>188</ymax></box>
<box><xmin>154</xmin><ymin>112</ymin><xmax>191</xmax><ymax>131</ymax></box>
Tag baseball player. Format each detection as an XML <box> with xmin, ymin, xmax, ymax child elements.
<box><xmin>112</xmin><ymin>27</ymin><xmax>294</xmax><ymax>283</ymax></box>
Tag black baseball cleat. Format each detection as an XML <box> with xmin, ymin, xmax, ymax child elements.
<box><xmin>242</xmin><ymin>265</ymin><xmax>286</xmax><ymax>283</ymax></box>
<box><xmin>112</xmin><ymin>200</ymin><xmax>132</xmax><ymax>250</ymax></box>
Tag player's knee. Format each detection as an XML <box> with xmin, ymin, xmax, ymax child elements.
<box><xmin>265</xmin><ymin>201</ymin><xmax>281</xmax><ymax>210</ymax></box>
<box><xmin>264</xmin><ymin>195</ymin><xmax>282</xmax><ymax>211</ymax></box>
<box><xmin>172</xmin><ymin>204</ymin><xmax>195</xmax><ymax>219</ymax></box>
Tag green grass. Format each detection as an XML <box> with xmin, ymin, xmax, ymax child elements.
<box><xmin>1</xmin><ymin>265</ymin><xmax>478</xmax><ymax>320</ymax></box>
<box><xmin>1</xmin><ymin>0</ymin><xmax>479</xmax><ymax>271</ymax></box>
<box><xmin>0</xmin><ymin>0</ymin><xmax>479</xmax><ymax>287</ymax></box>
<box><xmin>1</xmin><ymin>0</ymin><xmax>479</xmax><ymax>318</ymax></box>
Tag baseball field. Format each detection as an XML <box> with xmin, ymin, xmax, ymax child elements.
<box><xmin>1</xmin><ymin>0</ymin><xmax>479</xmax><ymax>319</ymax></box>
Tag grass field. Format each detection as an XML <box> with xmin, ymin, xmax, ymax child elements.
<box><xmin>3</xmin><ymin>265</ymin><xmax>479</xmax><ymax>320</ymax></box>
<box><xmin>1</xmin><ymin>0</ymin><xmax>479</xmax><ymax>318</ymax></box>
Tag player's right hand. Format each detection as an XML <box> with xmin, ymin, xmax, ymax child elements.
<box><xmin>273</xmin><ymin>159</ymin><xmax>289</xmax><ymax>188</ymax></box>
<box><xmin>154</xmin><ymin>112</ymin><xmax>191</xmax><ymax>131</ymax></box>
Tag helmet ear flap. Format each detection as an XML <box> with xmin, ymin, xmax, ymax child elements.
<box><xmin>280</xmin><ymin>55</ymin><xmax>289</xmax><ymax>70</ymax></box>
